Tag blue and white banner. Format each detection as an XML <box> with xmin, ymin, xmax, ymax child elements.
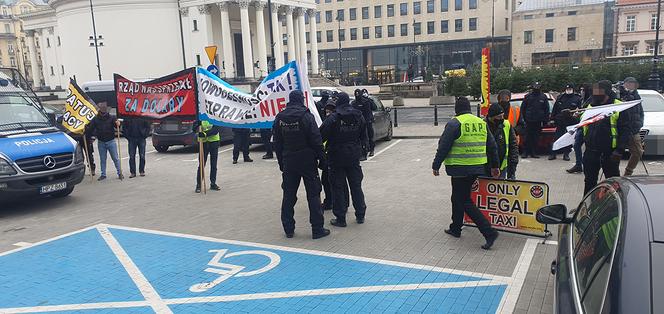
<box><xmin>197</xmin><ymin>61</ymin><xmax>321</xmax><ymax>129</ymax></box>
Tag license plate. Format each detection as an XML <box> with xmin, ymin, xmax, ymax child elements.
<box><xmin>40</xmin><ymin>182</ymin><xmax>67</xmax><ymax>194</ymax></box>
<box><xmin>161</xmin><ymin>123</ymin><xmax>179</xmax><ymax>131</ymax></box>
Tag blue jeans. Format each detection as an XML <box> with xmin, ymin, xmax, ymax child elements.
<box><xmin>127</xmin><ymin>137</ymin><xmax>146</xmax><ymax>175</ymax></box>
<box><xmin>98</xmin><ymin>139</ymin><xmax>121</xmax><ymax>177</ymax></box>
<box><xmin>574</xmin><ymin>130</ymin><xmax>584</xmax><ymax>167</ymax></box>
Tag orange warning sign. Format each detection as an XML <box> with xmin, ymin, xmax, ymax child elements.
<box><xmin>205</xmin><ymin>46</ymin><xmax>217</xmax><ymax>65</ymax></box>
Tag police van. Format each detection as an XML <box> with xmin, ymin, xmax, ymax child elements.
<box><xmin>0</xmin><ymin>68</ymin><xmax>85</xmax><ymax>202</ymax></box>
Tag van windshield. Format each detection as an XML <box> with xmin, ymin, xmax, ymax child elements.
<box><xmin>0</xmin><ymin>96</ymin><xmax>50</xmax><ymax>129</ymax></box>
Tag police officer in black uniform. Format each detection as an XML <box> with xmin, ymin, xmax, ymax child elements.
<box><xmin>273</xmin><ymin>90</ymin><xmax>331</xmax><ymax>239</ymax></box>
<box><xmin>232</xmin><ymin>128</ymin><xmax>253</xmax><ymax>164</ymax></box>
<box><xmin>520</xmin><ymin>82</ymin><xmax>550</xmax><ymax>158</ymax></box>
<box><xmin>351</xmin><ymin>89</ymin><xmax>377</xmax><ymax>158</ymax></box>
<box><xmin>321</xmin><ymin>92</ymin><xmax>369</xmax><ymax>227</ymax></box>
<box><xmin>316</xmin><ymin>90</ymin><xmax>331</xmax><ymax>118</ymax></box>
<box><xmin>550</xmin><ymin>83</ymin><xmax>581</xmax><ymax>161</ymax></box>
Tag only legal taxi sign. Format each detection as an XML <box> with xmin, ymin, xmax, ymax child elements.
<box><xmin>465</xmin><ymin>178</ymin><xmax>549</xmax><ymax>238</ymax></box>
<box><xmin>0</xmin><ymin>224</ymin><xmax>516</xmax><ymax>313</ymax></box>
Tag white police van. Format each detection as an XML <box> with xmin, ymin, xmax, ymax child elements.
<box><xmin>0</xmin><ymin>69</ymin><xmax>85</xmax><ymax>202</ymax></box>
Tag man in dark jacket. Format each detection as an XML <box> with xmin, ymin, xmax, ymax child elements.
<box><xmin>123</xmin><ymin>118</ymin><xmax>151</xmax><ymax>178</ymax></box>
<box><xmin>232</xmin><ymin>128</ymin><xmax>253</xmax><ymax>164</ymax></box>
<box><xmin>195</xmin><ymin>120</ymin><xmax>222</xmax><ymax>193</ymax></box>
<box><xmin>351</xmin><ymin>89</ymin><xmax>377</xmax><ymax>158</ymax></box>
<box><xmin>620</xmin><ymin>77</ymin><xmax>644</xmax><ymax>176</ymax></box>
<box><xmin>315</xmin><ymin>90</ymin><xmax>330</xmax><ymax>118</ymax></box>
<box><xmin>86</xmin><ymin>102</ymin><xmax>123</xmax><ymax>181</ymax></box>
<box><xmin>432</xmin><ymin>97</ymin><xmax>501</xmax><ymax>250</ymax></box>
<box><xmin>567</xmin><ymin>83</ymin><xmax>593</xmax><ymax>173</ymax></box>
<box><xmin>520</xmin><ymin>82</ymin><xmax>550</xmax><ymax>158</ymax></box>
<box><xmin>321</xmin><ymin>92</ymin><xmax>368</xmax><ymax>227</ymax></box>
<box><xmin>583</xmin><ymin>80</ymin><xmax>630</xmax><ymax>194</ymax></box>
<box><xmin>485</xmin><ymin>103</ymin><xmax>519</xmax><ymax>179</ymax></box>
<box><xmin>273</xmin><ymin>90</ymin><xmax>330</xmax><ymax>240</ymax></box>
<box><xmin>550</xmin><ymin>84</ymin><xmax>582</xmax><ymax>161</ymax></box>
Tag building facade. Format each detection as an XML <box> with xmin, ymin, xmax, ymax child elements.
<box><xmin>511</xmin><ymin>0</ymin><xmax>614</xmax><ymax>67</ymax></box>
<box><xmin>314</xmin><ymin>0</ymin><xmax>513</xmax><ymax>84</ymax></box>
<box><xmin>613</xmin><ymin>0</ymin><xmax>663</xmax><ymax>57</ymax></box>
<box><xmin>20</xmin><ymin>0</ymin><xmax>316</xmax><ymax>90</ymax></box>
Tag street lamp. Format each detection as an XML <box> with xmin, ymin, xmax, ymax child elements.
<box><xmin>88</xmin><ymin>0</ymin><xmax>102</xmax><ymax>81</ymax></box>
<box><xmin>649</xmin><ymin>0</ymin><xmax>662</xmax><ymax>91</ymax></box>
<box><xmin>336</xmin><ymin>13</ymin><xmax>342</xmax><ymax>82</ymax></box>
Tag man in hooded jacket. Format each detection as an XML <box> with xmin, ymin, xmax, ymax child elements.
<box><xmin>351</xmin><ymin>89</ymin><xmax>377</xmax><ymax>158</ymax></box>
<box><xmin>273</xmin><ymin>90</ymin><xmax>331</xmax><ymax>240</ymax></box>
<box><xmin>321</xmin><ymin>92</ymin><xmax>368</xmax><ymax>227</ymax></box>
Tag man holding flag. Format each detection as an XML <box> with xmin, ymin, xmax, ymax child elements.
<box><xmin>60</xmin><ymin>79</ymin><xmax>98</xmax><ymax>176</ymax></box>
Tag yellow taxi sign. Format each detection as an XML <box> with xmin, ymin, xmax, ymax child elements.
<box><xmin>205</xmin><ymin>46</ymin><xmax>217</xmax><ymax>65</ymax></box>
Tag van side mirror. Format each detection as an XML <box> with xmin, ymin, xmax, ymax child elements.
<box><xmin>386</xmin><ymin>107</ymin><xmax>392</xmax><ymax>112</ymax></box>
<box><xmin>536</xmin><ymin>204</ymin><xmax>571</xmax><ymax>225</ymax></box>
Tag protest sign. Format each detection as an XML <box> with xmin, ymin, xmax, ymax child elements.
<box><xmin>61</xmin><ymin>79</ymin><xmax>97</xmax><ymax>134</ymax></box>
<box><xmin>465</xmin><ymin>178</ymin><xmax>550</xmax><ymax>237</ymax></box>
<box><xmin>115</xmin><ymin>68</ymin><xmax>197</xmax><ymax>120</ymax></box>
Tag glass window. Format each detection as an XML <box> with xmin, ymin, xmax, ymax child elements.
<box><xmin>441</xmin><ymin>20</ymin><xmax>449</xmax><ymax>33</ymax></box>
<box><xmin>363</xmin><ymin>26</ymin><xmax>370</xmax><ymax>39</ymax></box>
<box><xmin>387</xmin><ymin>4</ymin><xmax>395</xmax><ymax>17</ymax></box>
<box><xmin>469</xmin><ymin>0</ymin><xmax>477</xmax><ymax>9</ymax></box>
<box><xmin>427</xmin><ymin>21</ymin><xmax>435</xmax><ymax>34</ymax></box>
<box><xmin>401</xmin><ymin>23</ymin><xmax>408</xmax><ymax>36</ymax></box>
<box><xmin>375</xmin><ymin>6</ymin><xmax>382</xmax><ymax>18</ymax></box>
<box><xmin>337</xmin><ymin>9</ymin><xmax>344</xmax><ymax>21</ymax></box>
<box><xmin>427</xmin><ymin>0</ymin><xmax>434</xmax><ymax>13</ymax></box>
<box><xmin>568</xmin><ymin>27</ymin><xmax>576</xmax><ymax>41</ymax></box>
<box><xmin>455</xmin><ymin>19</ymin><xmax>462</xmax><ymax>32</ymax></box>
<box><xmin>414</xmin><ymin>2</ymin><xmax>421</xmax><ymax>14</ymax></box>
<box><xmin>375</xmin><ymin>26</ymin><xmax>382</xmax><ymax>38</ymax></box>
<box><xmin>349</xmin><ymin>8</ymin><xmax>357</xmax><ymax>20</ymax></box>
<box><xmin>524</xmin><ymin>30</ymin><xmax>533</xmax><ymax>44</ymax></box>
<box><xmin>546</xmin><ymin>12</ymin><xmax>554</xmax><ymax>18</ymax></box>
<box><xmin>306</xmin><ymin>31</ymin><xmax>310</xmax><ymax>43</ymax></box>
<box><xmin>545</xmin><ymin>29</ymin><xmax>554</xmax><ymax>43</ymax></box>
<box><xmin>324</xmin><ymin>0</ymin><xmax>331</xmax><ymax>3</ymax></box>
<box><xmin>326</xmin><ymin>30</ymin><xmax>333</xmax><ymax>42</ymax></box>
<box><xmin>524</xmin><ymin>15</ymin><xmax>533</xmax><ymax>20</ymax></box>
<box><xmin>626</xmin><ymin>16</ymin><xmax>636</xmax><ymax>32</ymax></box>
<box><xmin>338</xmin><ymin>29</ymin><xmax>345</xmax><ymax>41</ymax></box>
<box><xmin>623</xmin><ymin>44</ymin><xmax>637</xmax><ymax>56</ymax></box>
<box><xmin>388</xmin><ymin>24</ymin><xmax>395</xmax><ymax>37</ymax></box>
<box><xmin>505</xmin><ymin>17</ymin><xmax>509</xmax><ymax>31</ymax></box>
<box><xmin>652</xmin><ymin>14</ymin><xmax>658</xmax><ymax>31</ymax></box>
<box><xmin>362</xmin><ymin>6</ymin><xmax>369</xmax><ymax>19</ymax></box>
<box><xmin>350</xmin><ymin>28</ymin><xmax>357</xmax><ymax>40</ymax></box>
<box><xmin>282</xmin><ymin>33</ymin><xmax>287</xmax><ymax>45</ymax></box>
<box><xmin>326</xmin><ymin>11</ymin><xmax>332</xmax><ymax>23</ymax></box>
<box><xmin>469</xmin><ymin>17</ymin><xmax>477</xmax><ymax>31</ymax></box>
<box><xmin>400</xmin><ymin>3</ymin><xmax>408</xmax><ymax>15</ymax></box>
<box><xmin>414</xmin><ymin>22</ymin><xmax>421</xmax><ymax>35</ymax></box>
<box><xmin>317</xmin><ymin>31</ymin><xmax>321</xmax><ymax>43</ymax></box>
<box><xmin>442</xmin><ymin>0</ymin><xmax>448</xmax><ymax>12</ymax></box>
<box><xmin>568</xmin><ymin>11</ymin><xmax>577</xmax><ymax>16</ymax></box>
<box><xmin>316</xmin><ymin>12</ymin><xmax>320</xmax><ymax>23</ymax></box>
<box><xmin>455</xmin><ymin>0</ymin><xmax>462</xmax><ymax>11</ymax></box>
<box><xmin>305</xmin><ymin>14</ymin><xmax>309</xmax><ymax>24</ymax></box>
<box><xmin>193</xmin><ymin>20</ymin><xmax>198</xmax><ymax>31</ymax></box>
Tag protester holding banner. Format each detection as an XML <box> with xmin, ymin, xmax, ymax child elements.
<box><xmin>86</xmin><ymin>103</ymin><xmax>123</xmax><ymax>181</ymax></box>
<box><xmin>232</xmin><ymin>128</ymin><xmax>253</xmax><ymax>164</ymax></box>
<box><xmin>195</xmin><ymin>120</ymin><xmax>221</xmax><ymax>193</ymax></box>
<box><xmin>485</xmin><ymin>103</ymin><xmax>519</xmax><ymax>180</ymax></box>
<box><xmin>273</xmin><ymin>90</ymin><xmax>330</xmax><ymax>240</ymax></box>
<box><xmin>582</xmin><ymin>80</ymin><xmax>630</xmax><ymax>194</ymax></box>
<box><xmin>321</xmin><ymin>92</ymin><xmax>369</xmax><ymax>227</ymax></box>
<box><xmin>123</xmin><ymin>118</ymin><xmax>151</xmax><ymax>178</ymax></box>
<box><xmin>432</xmin><ymin>97</ymin><xmax>500</xmax><ymax>250</ymax></box>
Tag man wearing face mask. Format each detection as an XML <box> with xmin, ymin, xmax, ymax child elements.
<box><xmin>351</xmin><ymin>88</ymin><xmax>377</xmax><ymax>158</ymax></box>
<box><xmin>497</xmin><ymin>90</ymin><xmax>525</xmax><ymax>139</ymax></box>
<box><xmin>582</xmin><ymin>80</ymin><xmax>630</xmax><ymax>194</ymax></box>
<box><xmin>620</xmin><ymin>77</ymin><xmax>644</xmax><ymax>176</ymax></box>
<box><xmin>550</xmin><ymin>84</ymin><xmax>581</xmax><ymax>161</ymax></box>
<box><xmin>86</xmin><ymin>102</ymin><xmax>123</xmax><ymax>181</ymax></box>
<box><xmin>520</xmin><ymin>82</ymin><xmax>550</xmax><ymax>159</ymax></box>
<box><xmin>485</xmin><ymin>103</ymin><xmax>519</xmax><ymax>179</ymax></box>
<box><xmin>567</xmin><ymin>83</ymin><xmax>593</xmax><ymax>173</ymax></box>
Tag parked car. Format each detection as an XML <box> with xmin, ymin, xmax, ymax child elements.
<box><xmin>637</xmin><ymin>89</ymin><xmax>664</xmax><ymax>156</ymax></box>
<box><xmin>311</xmin><ymin>87</ymin><xmax>342</xmax><ymax>103</ymax></box>
<box><xmin>510</xmin><ymin>92</ymin><xmax>556</xmax><ymax>153</ymax></box>
<box><xmin>536</xmin><ymin>176</ymin><xmax>664</xmax><ymax>314</ymax></box>
<box><xmin>152</xmin><ymin>119</ymin><xmax>233</xmax><ymax>152</ymax></box>
<box><xmin>350</xmin><ymin>95</ymin><xmax>393</xmax><ymax>142</ymax></box>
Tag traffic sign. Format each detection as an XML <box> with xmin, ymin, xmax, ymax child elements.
<box><xmin>206</xmin><ymin>64</ymin><xmax>219</xmax><ymax>77</ymax></box>
<box><xmin>204</xmin><ymin>46</ymin><xmax>217</xmax><ymax>65</ymax></box>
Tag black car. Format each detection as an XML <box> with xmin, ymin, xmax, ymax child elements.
<box><xmin>152</xmin><ymin>119</ymin><xmax>233</xmax><ymax>152</ymax></box>
<box><xmin>536</xmin><ymin>176</ymin><xmax>664</xmax><ymax>314</ymax></box>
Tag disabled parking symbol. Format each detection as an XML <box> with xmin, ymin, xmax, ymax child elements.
<box><xmin>189</xmin><ymin>249</ymin><xmax>280</xmax><ymax>292</ymax></box>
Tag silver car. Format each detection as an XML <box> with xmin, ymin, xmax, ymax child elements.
<box><xmin>638</xmin><ymin>90</ymin><xmax>664</xmax><ymax>156</ymax></box>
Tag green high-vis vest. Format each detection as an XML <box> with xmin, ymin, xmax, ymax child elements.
<box><xmin>500</xmin><ymin>122</ymin><xmax>510</xmax><ymax>170</ymax></box>
<box><xmin>583</xmin><ymin>99</ymin><xmax>621</xmax><ymax>149</ymax></box>
<box><xmin>445</xmin><ymin>114</ymin><xmax>488</xmax><ymax>166</ymax></box>
<box><xmin>201</xmin><ymin>120</ymin><xmax>220</xmax><ymax>143</ymax></box>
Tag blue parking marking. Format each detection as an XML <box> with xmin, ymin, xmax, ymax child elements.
<box><xmin>0</xmin><ymin>225</ymin><xmax>511</xmax><ymax>313</ymax></box>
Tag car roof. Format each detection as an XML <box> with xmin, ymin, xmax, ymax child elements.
<box><xmin>637</xmin><ymin>89</ymin><xmax>661</xmax><ymax>96</ymax></box>
<box><xmin>81</xmin><ymin>80</ymin><xmax>115</xmax><ymax>92</ymax></box>
<box><xmin>623</xmin><ymin>175</ymin><xmax>664</xmax><ymax>242</ymax></box>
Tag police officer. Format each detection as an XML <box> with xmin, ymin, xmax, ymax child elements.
<box><xmin>485</xmin><ymin>103</ymin><xmax>519</xmax><ymax>179</ymax></box>
<box><xmin>316</xmin><ymin>90</ymin><xmax>331</xmax><ymax>118</ymax></box>
<box><xmin>351</xmin><ymin>89</ymin><xmax>377</xmax><ymax>158</ymax></box>
<box><xmin>320</xmin><ymin>102</ymin><xmax>349</xmax><ymax>211</ymax></box>
<box><xmin>260</xmin><ymin>129</ymin><xmax>274</xmax><ymax>159</ymax></box>
<box><xmin>583</xmin><ymin>80</ymin><xmax>630</xmax><ymax>194</ymax></box>
<box><xmin>321</xmin><ymin>92</ymin><xmax>368</xmax><ymax>227</ymax></box>
<box><xmin>521</xmin><ymin>82</ymin><xmax>550</xmax><ymax>159</ymax></box>
<box><xmin>232</xmin><ymin>128</ymin><xmax>253</xmax><ymax>164</ymax></box>
<box><xmin>195</xmin><ymin>120</ymin><xmax>221</xmax><ymax>193</ymax></box>
<box><xmin>273</xmin><ymin>90</ymin><xmax>330</xmax><ymax>239</ymax></box>
<box><xmin>620</xmin><ymin>77</ymin><xmax>644</xmax><ymax>176</ymax></box>
<box><xmin>432</xmin><ymin>97</ymin><xmax>500</xmax><ymax>250</ymax></box>
<box><xmin>550</xmin><ymin>83</ymin><xmax>582</xmax><ymax>161</ymax></box>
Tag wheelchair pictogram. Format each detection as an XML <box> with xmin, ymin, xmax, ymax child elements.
<box><xmin>189</xmin><ymin>249</ymin><xmax>281</xmax><ymax>293</ymax></box>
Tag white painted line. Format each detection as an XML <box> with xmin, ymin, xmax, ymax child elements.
<box><xmin>543</xmin><ymin>240</ymin><xmax>558</xmax><ymax>246</ymax></box>
<box><xmin>182</xmin><ymin>158</ymin><xmax>199</xmax><ymax>162</ymax></box>
<box><xmin>219</xmin><ymin>147</ymin><xmax>234</xmax><ymax>153</ymax></box>
<box><xmin>96</xmin><ymin>226</ymin><xmax>172</xmax><ymax>314</ymax></box>
<box><xmin>497</xmin><ymin>238</ymin><xmax>539</xmax><ymax>314</ymax></box>
<box><xmin>0</xmin><ymin>301</ymin><xmax>152</xmax><ymax>313</ymax></box>
<box><xmin>121</xmin><ymin>150</ymin><xmax>157</xmax><ymax>160</ymax></box>
<box><xmin>0</xmin><ymin>225</ymin><xmax>98</xmax><ymax>257</ymax></box>
<box><xmin>101</xmin><ymin>224</ymin><xmax>512</xmax><ymax>283</ymax></box>
<box><xmin>11</xmin><ymin>242</ymin><xmax>32</xmax><ymax>248</ymax></box>
<box><xmin>367</xmin><ymin>139</ymin><xmax>402</xmax><ymax>161</ymax></box>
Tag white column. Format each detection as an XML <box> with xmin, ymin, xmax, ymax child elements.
<box><xmin>198</xmin><ymin>5</ymin><xmax>214</xmax><ymax>45</ymax></box>
<box><xmin>271</xmin><ymin>4</ymin><xmax>284</xmax><ymax>68</ymax></box>
<box><xmin>293</xmin><ymin>13</ymin><xmax>300</xmax><ymax>63</ymax></box>
<box><xmin>285</xmin><ymin>6</ymin><xmax>295</xmax><ymax>62</ymax></box>
<box><xmin>26</xmin><ymin>30</ymin><xmax>41</xmax><ymax>88</ymax></box>
<box><xmin>254</xmin><ymin>1</ymin><xmax>268</xmax><ymax>77</ymax></box>
<box><xmin>218</xmin><ymin>2</ymin><xmax>235</xmax><ymax>78</ymax></box>
<box><xmin>297</xmin><ymin>8</ymin><xmax>307</xmax><ymax>66</ymax></box>
<box><xmin>308</xmin><ymin>9</ymin><xmax>319</xmax><ymax>74</ymax></box>
<box><xmin>239</xmin><ymin>0</ymin><xmax>255</xmax><ymax>78</ymax></box>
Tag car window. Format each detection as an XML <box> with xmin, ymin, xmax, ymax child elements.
<box><xmin>572</xmin><ymin>188</ymin><xmax>620</xmax><ymax>313</ymax></box>
<box><xmin>640</xmin><ymin>93</ymin><xmax>664</xmax><ymax>112</ymax></box>
<box><xmin>571</xmin><ymin>186</ymin><xmax>614</xmax><ymax>250</ymax></box>
<box><xmin>371</xmin><ymin>97</ymin><xmax>384</xmax><ymax>111</ymax></box>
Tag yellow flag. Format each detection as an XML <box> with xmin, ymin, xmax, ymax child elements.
<box><xmin>61</xmin><ymin>79</ymin><xmax>97</xmax><ymax>134</ymax></box>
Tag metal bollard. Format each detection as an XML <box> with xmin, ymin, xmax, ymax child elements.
<box><xmin>434</xmin><ymin>105</ymin><xmax>439</xmax><ymax>126</ymax></box>
<box><xmin>394</xmin><ymin>107</ymin><xmax>398</xmax><ymax>127</ymax></box>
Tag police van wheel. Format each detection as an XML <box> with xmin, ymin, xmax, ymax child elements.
<box><xmin>50</xmin><ymin>187</ymin><xmax>74</xmax><ymax>198</ymax></box>
<box><xmin>155</xmin><ymin>145</ymin><xmax>169</xmax><ymax>153</ymax></box>
<box><xmin>385</xmin><ymin>123</ymin><xmax>393</xmax><ymax>141</ymax></box>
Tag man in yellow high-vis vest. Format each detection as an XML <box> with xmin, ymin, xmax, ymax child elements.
<box><xmin>195</xmin><ymin>120</ymin><xmax>221</xmax><ymax>193</ymax></box>
<box><xmin>485</xmin><ymin>103</ymin><xmax>519</xmax><ymax>179</ymax></box>
<box><xmin>432</xmin><ymin>97</ymin><xmax>501</xmax><ymax>250</ymax></box>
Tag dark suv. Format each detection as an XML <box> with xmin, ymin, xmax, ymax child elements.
<box><xmin>152</xmin><ymin>119</ymin><xmax>233</xmax><ymax>152</ymax></box>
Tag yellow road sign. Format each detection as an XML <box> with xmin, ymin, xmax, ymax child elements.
<box><xmin>205</xmin><ymin>46</ymin><xmax>217</xmax><ymax>65</ymax></box>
